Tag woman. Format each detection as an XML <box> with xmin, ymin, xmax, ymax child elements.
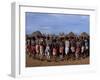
<box><xmin>35</xmin><ymin>38</ymin><xmax>40</xmax><ymax>59</ymax></box>
<box><xmin>31</xmin><ymin>44</ymin><xmax>36</xmax><ymax>58</ymax></box>
<box><xmin>70</xmin><ymin>38</ymin><xmax>76</xmax><ymax>60</ymax></box>
<box><xmin>65</xmin><ymin>37</ymin><xmax>69</xmax><ymax>60</ymax></box>
<box><xmin>75</xmin><ymin>39</ymin><xmax>81</xmax><ymax>59</ymax></box>
<box><xmin>39</xmin><ymin>43</ymin><xmax>44</xmax><ymax>60</ymax></box>
<box><xmin>59</xmin><ymin>38</ymin><xmax>64</xmax><ymax>60</ymax></box>
<box><xmin>45</xmin><ymin>44</ymin><xmax>51</xmax><ymax>61</ymax></box>
<box><xmin>80</xmin><ymin>38</ymin><xmax>85</xmax><ymax>58</ymax></box>
<box><xmin>26</xmin><ymin>39</ymin><xmax>31</xmax><ymax>55</ymax></box>
<box><xmin>59</xmin><ymin>46</ymin><xmax>64</xmax><ymax>60</ymax></box>
<box><xmin>84</xmin><ymin>38</ymin><xmax>89</xmax><ymax>57</ymax></box>
<box><xmin>52</xmin><ymin>46</ymin><xmax>57</xmax><ymax>61</ymax></box>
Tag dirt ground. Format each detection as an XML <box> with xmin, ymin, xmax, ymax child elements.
<box><xmin>26</xmin><ymin>54</ymin><xmax>89</xmax><ymax>67</ymax></box>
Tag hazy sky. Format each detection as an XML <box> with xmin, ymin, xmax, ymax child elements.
<box><xmin>25</xmin><ymin>12</ymin><xmax>89</xmax><ymax>35</ymax></box>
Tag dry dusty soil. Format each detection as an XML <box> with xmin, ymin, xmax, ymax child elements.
<box><xmin>26</xmin><ymin>54</ymin><xmax>89</xmax><ymax>67</ymax></box>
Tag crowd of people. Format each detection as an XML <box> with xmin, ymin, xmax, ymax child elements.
<box><xmin>26</xmin><ymin>33</ymin><xmax>89</xmax><ymax>62</ymax></box>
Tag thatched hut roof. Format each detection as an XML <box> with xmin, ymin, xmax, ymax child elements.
<box><xmin>67</xmin><ymin>32</ymin><xmax>75</xmax><ymax>37</ymax></box>
<box><xmin>80</xmin><ymin>32</ymin><xmax>89</xmax><ymax>38</ymax></box>
<box><xmin>26</xmin><ymin>34</ymin><xmax>32</xmax><ymax>39</ymax></box>
<box><xmin>31</xmin><ymin>31</ymin><xmax>42</xmax><ymax>38</ymax></box>
<box><xmin>59</xmin><ymin>33</ymin><xmax>65</xmax><ymax>38</ymax></box>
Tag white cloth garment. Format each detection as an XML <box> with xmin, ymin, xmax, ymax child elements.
<box><xmin>65</xmin><ymin>40</ymin><xmax>69</xmax><ymax>55</ymax></box>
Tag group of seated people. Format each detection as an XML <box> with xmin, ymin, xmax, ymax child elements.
<box><xmin>26</xmin><ymin>35</ymin><xmax>89</xmax><ymax>61</ymax></box>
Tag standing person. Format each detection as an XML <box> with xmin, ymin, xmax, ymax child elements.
<box><xmin>52</xmin><ymin>39</ymin><xmax>57</xmax><ymax>61</ymax></box>
<box><xmin>26</xmin><ymin>39</ymin><xmax>31</xmax><ymax>56</ymax></box>
<box><xmin>80</xmin><ymin>37</ymin><xmax>85</xmax><ymax>58</ymax></box>
<box><xmin>84</xmin><ymin>38</ymin><xmax>89</xmax><ymax>57</ymax></box>
<box><xmin>45</xmin><ymin>44</ymin><xmax>51</xmax><ymax>61</ymax></box>
<box><xmin>39</xmin><ymin>43</ymin><xmax>44</xmax><ymax>60</ymax></box>
<box><xmin>45</xmin><ymin>36</ymin><xmax>52</xmax><ymax>61</ymax></box>
<box><xmin>31</xmin><ymin>38</ymin><xmax>36</xmax><ymax>58</ymax></box>
<box><xmin>35</xmin><ymin>37</ymin><xmax>40</xmax><ymax>59</ymax></box>
<box><xmin>39</xmin><ymin>37</ymin><xmax>45</xmax><ymax>60</ymax></box>
<box><xmin>59</xmin><ymin>38</ymin><xmax>64</xmax><ymax>61</ymax></box>
<box><xmin>31</xmin><ymin>43</ymin><xmax>36</xmax><ymax>58</ymax></box>
<box><xmin>52</xmin><ymin>46</ymin><xmax>57</xmax><ymax>61</ymax></box>
<box><xmin>70</xmin><ymin>38</ymin><xmax>76</xmax><ymax>60</ymax></box>
<box><xmin>75</xmin><ymin>38</ymin><xmax>81</xmax><ymax>59</ymax></box>
<box><xmin>65</xmin><ymin>37</ymin><xmax>70</xmax><ymax>60</ymax></box>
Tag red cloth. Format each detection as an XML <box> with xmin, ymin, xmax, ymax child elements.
<box><xmin>76</xmin><ymin>47</ymin><xmax>80</xmax><ymax>54</ymax></box>
<box><xmin>27</xmin><ymin>45</ymin><xmax>31</xmax><ymax>53</ymax></box>
<box><xmin>31</xmin><ymin>45</ymin><xmax>36</xmax><ymax>54</ymax></box>
<box><xmin>53</xmin><ymin>48</ymin><xmax>57</xmax><ymax>53</ymax></box>
<box><xmin>59</xmin><ymin>47</ymin><xmax>64</xmax><ymax>53</ymax></box>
